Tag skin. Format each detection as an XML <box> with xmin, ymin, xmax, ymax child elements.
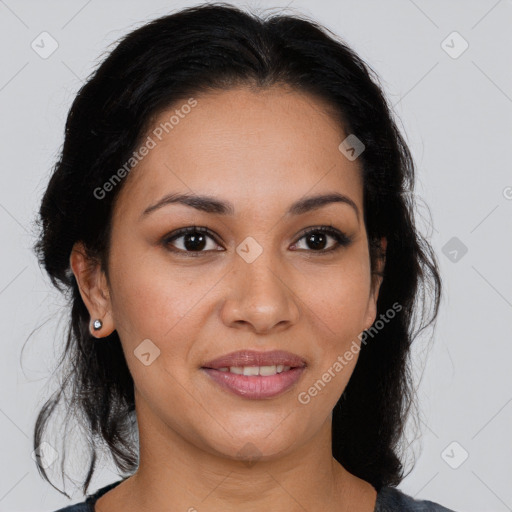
<box><xmin>70</xmin><ymin>84</ymin><xmax>386</xmax><ymax>512</ymax></box>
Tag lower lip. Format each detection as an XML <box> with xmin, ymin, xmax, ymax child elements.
<box><xmin>201</xmin><ymin>367</ymin><xmax>306</xmax><ymax>399</ymax></box>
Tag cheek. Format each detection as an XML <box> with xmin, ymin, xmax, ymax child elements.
<box><xmin>107</xmin><ymin>251</ymin><xmax>204</xmax><ymax>400</ymax></box>
<box><xmin>107</xmin><ymin>242</ymin><xmax>219</xmax><ymax>364</ymax></box>
<box><xmin>107</xmin><ymin>242</ymin><xmax>186</xmax><ymax>345</ymax></box>
<box><xmin>295</xmin><ymin>250</ymin><xmax>372</xmax><ymax>402</ymax></box>
<box><xmin>298</xmin><ymin>254</ymin><xmax>372</xmax><ymax>335</ymax></box>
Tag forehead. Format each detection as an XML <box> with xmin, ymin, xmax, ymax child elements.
<box><xmin>113</xmin><ymin>85</ymin><xmax>363</xmax><ymax>219</ymax></box>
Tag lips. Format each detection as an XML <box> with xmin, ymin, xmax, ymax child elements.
<box><xmin>202</xmin><ymin>366</ymin><xmax>305</xmax><ymax>399</ymax></box>
<box><xmin>201</xmin><ymin>349</ymin><xmax>307</xmax><ymax>370</ymax></box>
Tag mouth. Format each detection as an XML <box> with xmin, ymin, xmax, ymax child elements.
<box><xmin>202</xmin><ymin>349</ymin><xmax>307</xmax><ymax>370</ymax></box>
<box><xmin>201</xmin><ymin>350</ymin><xmax>307</xmax><ymax>399</ymax></box>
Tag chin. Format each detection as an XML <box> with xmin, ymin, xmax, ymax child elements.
<box><xmin>200</xmin><ymin>428</ymin><xmax>297</xmax><ymax>463</ymax></box>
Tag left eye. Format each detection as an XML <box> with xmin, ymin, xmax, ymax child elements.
<box><xmin>292</xmin><ymin>227</ymin><xmax>351</xmax><ymax>253</ymax></box>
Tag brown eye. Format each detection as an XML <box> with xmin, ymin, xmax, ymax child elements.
<box><xmin>163</xmin><ymin>226</ymin><xmax>223</xmax><ymax>254</ymax></box>
<box><xmin>292</xmin><ymin>226</ymin><xmax>352</xmax><ymax>253</ymax></box>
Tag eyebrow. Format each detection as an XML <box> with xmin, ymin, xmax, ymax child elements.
<box><xmin>140</xmin><ymin>191</ymin><xmax>359</xmax><ymax>222</ymax></box>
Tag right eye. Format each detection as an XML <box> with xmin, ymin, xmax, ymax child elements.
<box><xmin>162</xmin><ymin>226</ymin><xmax>224</xmax><ymax>256</ymax></box>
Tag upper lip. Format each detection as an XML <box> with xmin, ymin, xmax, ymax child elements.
<box><xmin>202</xmin><ymin>350</ymin><xmax>307</xmax><ymax>369</ymax></box>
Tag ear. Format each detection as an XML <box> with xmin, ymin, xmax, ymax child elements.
<box><xmin>69</xmin><ymin>241</ymin><xmax>115</xmax><ymax>338</ymax></box>
<box><xmin>363</xmin><ymin>236</ymin><xmax>387</xmax><ymax>331</ymax></box>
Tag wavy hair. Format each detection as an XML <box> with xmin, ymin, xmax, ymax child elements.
<box><xmin>33</xmin><ymin>2</ymin><xmax>442</xmax><ymax>497</ymax></box>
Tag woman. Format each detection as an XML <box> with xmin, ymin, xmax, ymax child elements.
<box><xmin>34</xmin><ymin>3</ymin><xmax>455</xmax><ymax>511</ymax></box>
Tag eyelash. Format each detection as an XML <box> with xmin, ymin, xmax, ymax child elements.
<box><xmin>162</xmin><ymin>225</ymin><xmax>352</xmax><ymax>257</ymax></box>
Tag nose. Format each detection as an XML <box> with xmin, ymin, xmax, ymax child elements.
<box><xmin>220</xmin><ymin>251</ymin><xmax>300</xmax><ymax>335</ymax></box>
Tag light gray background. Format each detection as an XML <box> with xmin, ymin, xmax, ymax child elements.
<box><xmin>1</xmin><ymin>1</ymin><xmax>511</xmax><ymax>511</ymax></box>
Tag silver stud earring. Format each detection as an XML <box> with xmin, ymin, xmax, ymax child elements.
<box><xmin>93</xmin><ymin>319</ymin><xmax>103</xmax><ymax>330</ymax></box>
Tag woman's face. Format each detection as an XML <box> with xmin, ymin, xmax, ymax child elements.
<box><xmin>77</xmin><ymin>85</ymin><xmax>385</xmax><ymax>461</ymax></box>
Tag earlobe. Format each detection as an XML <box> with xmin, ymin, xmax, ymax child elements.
<box><xmin>89</xmin><ymin>311</ymin><xmax>115</xmax><ymax>338</ymax></box>
<box><xmin>69</xmin><ymin>242</ymin><xmax>115</xmax><ymax>338</ymax></box>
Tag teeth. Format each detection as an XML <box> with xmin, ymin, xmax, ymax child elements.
<box><xmin>216</xmin><ymin>365</ymin><xmax>292</xmax><ymax>376</ymax></box>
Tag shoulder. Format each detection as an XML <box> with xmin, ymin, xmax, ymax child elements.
<box><xmin>375</xmin><ymin>486</ymin><xmax>458</xmax><ymax>512</ymax></box>
<box><xmin>51</xmin><ymin>504</ymin><xmax>90</xmax><ymax>512</ymax></box>
<box><xmin>49</xmin><ymin>479</ymin><xmax>126</xmax><ymax>512</ymax></box>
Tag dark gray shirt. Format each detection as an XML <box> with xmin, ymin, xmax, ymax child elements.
<box><xmin>52</xmin><ymin>478</ymin><xmax>457</xmax><ymax>511</ymax></box>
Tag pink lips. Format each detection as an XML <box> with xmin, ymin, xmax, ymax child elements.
<box><xmin>202</xmin><ymin>349</ymin><xmax>306</xmax><ymax>369</ymax></box>
<box><xmin>201</xmin><ymin>350</ymin><xmax>307</xmax><ymax>399</ymax></box>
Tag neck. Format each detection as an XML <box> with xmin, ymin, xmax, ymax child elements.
<box><xmin>97</xmin><ymin>394</ymin><xmax>377</xmax><ymax>512</ymax></box>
